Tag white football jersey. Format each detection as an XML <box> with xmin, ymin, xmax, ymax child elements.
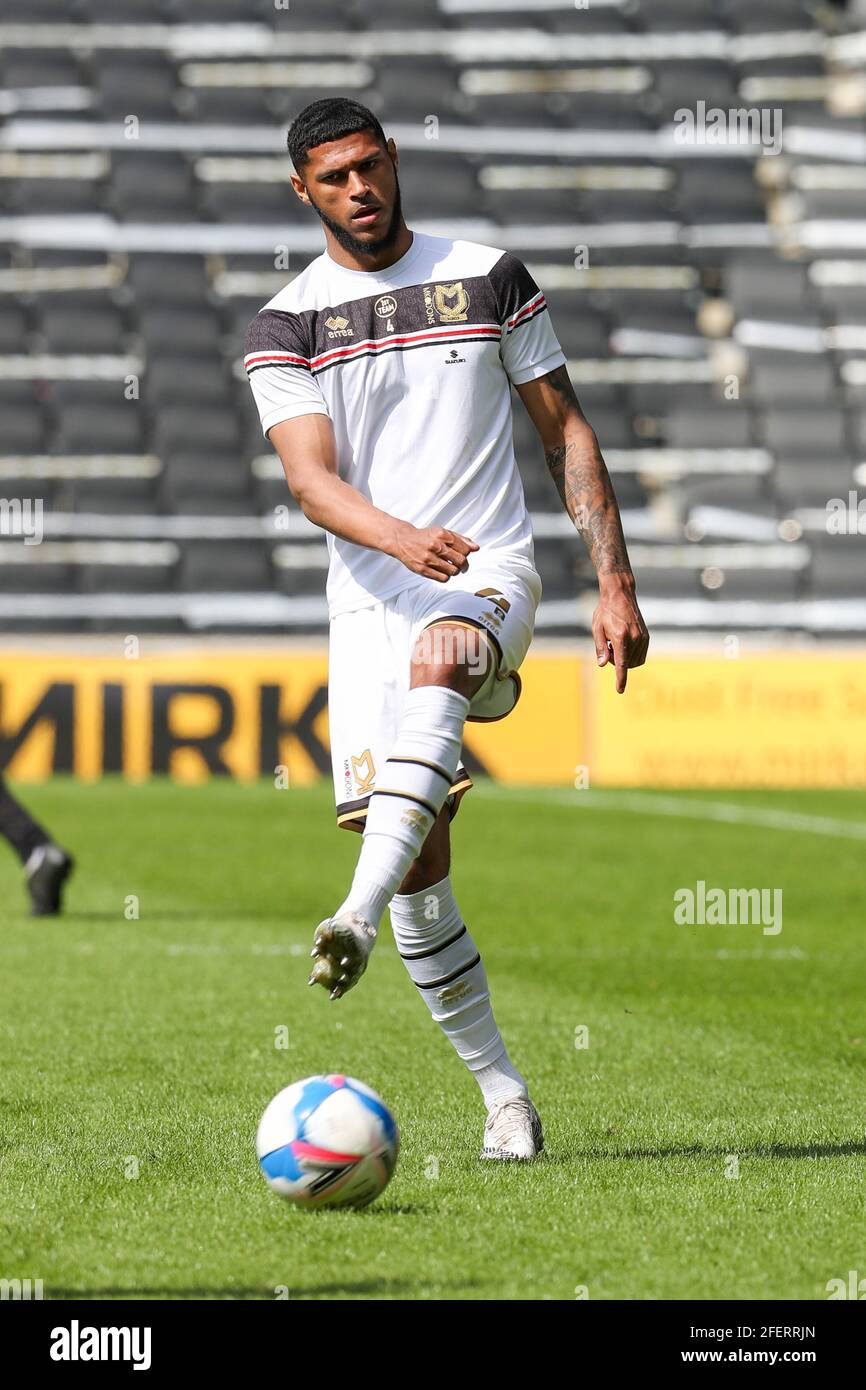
<box><xmin>244</xmin><ymin>231</ymin><xmax>566</xmax><ymax>617</ymax></box>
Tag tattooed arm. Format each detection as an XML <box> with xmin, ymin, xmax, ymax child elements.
<box><xmin>515</xmin><ymin>364</ymin><xmax>649</xmax><ymax>692</ymax></box>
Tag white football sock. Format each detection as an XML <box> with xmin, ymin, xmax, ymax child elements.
<box><xmin>337</xmin><ymin>686</ymin><xmax>470</xmax><ymax>928</ymax></box>
<box><xmin>389</xmin><ymin>875</ymin><xmax>528</xmax><ymax>1102</ymax></box>
<box><xmin>475</xmin><ymin>1054</ymin><xmax>529</xmax><ymax>1109</ymax></box>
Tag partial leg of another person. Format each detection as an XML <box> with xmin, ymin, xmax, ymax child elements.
<box><xmin>0</xmin><ymin>775</ymin><xmax>73</xmax><ymax>916</ymax></box>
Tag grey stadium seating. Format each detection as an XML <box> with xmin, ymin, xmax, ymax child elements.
<box><xmin>0</xmin><ymin>0</ymin><xmax>863</xmax><ymax>634</ymax></box>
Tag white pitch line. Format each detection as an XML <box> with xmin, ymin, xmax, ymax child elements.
<box><xmin>470</xmin><ymin>785</ymin><xmax>866</xmax><ymax>841</ymax></box>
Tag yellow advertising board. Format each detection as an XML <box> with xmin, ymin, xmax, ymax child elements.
<box><xmin>1</xmin><ymin>647</ymin><xmax>865</xmax><ymax>788</ymax></box>
<box><xmin>0</xmin><ymin>648</ymin><xmax>580</xmax><ymax>787</ymax></box>
<box><xmin>586</xmin><ymin>652</ymin><xmax>866</xmax><ymax>788</ymax></box>
<box><xmin>0</xmin><ymin>651</ymin><xmax>330</xmax><ymax>784</ymax></box>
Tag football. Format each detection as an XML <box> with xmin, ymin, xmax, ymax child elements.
<box><xmin>256</xmin><ymin>1074</ymin><xmax>399</xmax><ymax>1209</ymax></box>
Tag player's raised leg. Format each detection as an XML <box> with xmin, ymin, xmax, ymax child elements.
<box><xmin>309</xmin><ymin>620</ymin><xmax>487</xmax><ymax>1000</ymax></box>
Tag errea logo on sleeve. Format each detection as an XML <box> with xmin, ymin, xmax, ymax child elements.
<box><xmin>50</xmin><ymin>1321</ymin><xmax>152</xmax><ymax>1371</ymax></box>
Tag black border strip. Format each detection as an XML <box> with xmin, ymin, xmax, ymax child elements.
<box><xmin>398</xmin><ymin>924</ymin><xmax>468</xmax><ymax>962</ymax></box>
<box><xmin>414</xmin><ymin>954</ymin><xmax>482</xmax><ymax>991</ymax></box>
<box><xmin>370</xmin><ymin>787</ymin><xmax>439</xmax><ymax>818</ymax></box>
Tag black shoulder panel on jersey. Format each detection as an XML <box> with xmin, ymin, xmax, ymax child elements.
<box><xmin>243</xmin><ymin>309</ymin><xmax>311</xmax><ymax>362</ymax></box>
<box><xmin>487</xmin><ymin>251</ymin><xmax>544</xmax><ymax>330</ymax></box>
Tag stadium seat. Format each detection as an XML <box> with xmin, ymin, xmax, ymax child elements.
<box><xmin>462</xmin><ymin>91</ymin><xmax>578</xmax><ymax>129</ymax></box>
<box><xmin>202</xmin><ymin>182</ymin><xmax>307</xmax><ymax>224</ymax></box>
<box><xmin>160</xmin><ymin>449</ymin><xmax>248</xmax><ymax>506</ymax></box>
<box><xmin>680</xmin><ymin>476</ymin><xmax>772</xmax><ymax>514</ymax></box>
<box><xmin>179</xmin><ymin>541</ymin><xmax>271</xmax><ymax>591</ymax></box>
<box><xmin>372</xmin><ymin>60</ymin><xmax>466</xmax><ymax>123</ymax></box>
<box><xmin>0</xmin><ymin>48</ymin><xmax>85</xmax><ymax>87</ymax></box>
<box><xmin>746</xmin><ymin>354</ymin><xmax>837</xmax><ymax>405</ymax></box>
<box><xmin>634</xmin><ymin>0</ymin><xmax>724</xmax><ymax>29</ymax></box>
<box><xmin>3</xmin><ymin>407</ymin><xmax>46</xmax><ymax>452</ymax></box>
<box><xmin>274</xmin><ymin>0</ymin><xmax>355</xmax><ymax>23</ymax></box>
<box><xmin>549</xmin><ymin>6</ymin><xmax>632</xmax><ymax>33</ymax></box>
<box><xmin>144</xmin><ymin>356</ymin><xmax>232</xmax><ymax>405</ymax></box>
<box><xmin>93</xmin><ymin>54</ymin><xmax>181</xmax><ymax>120</ymax></box>
<box><xmin>761</xmin><ymin>408</ymin><xmax>847</xmax><ymax>457</ymax></box>
<box><xmin>127</xmin><ymin>255</ymin><xmax>212</xmax><ymax>307</ymax></box>
<box><xmin>79</xmin><ymin>561</ymin><xmax>177</xmax><ymax>593</ymax></box>
<box><xmin>138</xmin><ymin>308</ymin><xmax>224</xmax><ymax>355</ymax></box>
<box><xmin>271</xmin><ymin>545</ymin><xmax>331</xmax><ymax>597</ymax></box>
<box><xmin>651</xmin><ymin>64</ymin><xmax>740</xmax><ymax>122</ymax></box>
<box><xmin>773</xmin><ymin>457</ymin><xmax>858</xmax><ymax>509</ymax></box>
<box><xmin>797</xmin><ymin>190</ymin><xmax>866</xmax><ymax>221</ymax></box>
<box><xmin>663</xmin><ymin>403</ymin><xmax>754</xmax><ymax>448</ymax></box>
<box><xmin>160</xmin><ymin>0</ymin><xmax>264</xmax><ymax>19</ymax></box>
<box><xmin>83</xmin><ymin>0</ymin><xmax>170</xmax><ymax>16</ymax></box>
<box><xmin>809</xmin><ymin>540</ymin><xmax>866</xmax><ymax>597</ymax></box>
<box><xmin>186</xmin><ymin>89</ymin><xmax>280</xmax><ymax>126</ymax></box>
<box><xmin>154</xmin><ymin>407</ymin><xmax>241</xmax><ymax>455</ymax></box>
<box><xmin>109</xmin><ymin>154</ymin><xmax>197</xmax><ymax>221</ymax></box>
<box><xmin>532</xmin><ymin>537</ymin><xmax>584</xmax><ymax>597</ymax></box>
<box><xmin>255</xmin><ymin>477</ymin><xmax>293</xmax><ymax>514</ymax></box>
<box><xmin>3</xmin><ymin>0</ymin><xmax>89</xmax><ymax>17</ymax></box>
<box><xmin>0</xmin><ymin>305</ymin><xmax>30</xmax><ymax>353</ymax></box>
<box><xmin>38</xmin><ymin>300</ymin><xmax>127</xmax><ymax>354</ymax></box>
<box><xmin>544</xmin><ymin>306</ymin><xmax>609</xmax><ymax>357</ymax></box>
<box><xmin>676</xmin><ymin>166</ymin><xmax>765</xmax><ymax>224</ymax></box>
<box><xmin>705</xmin><ymin>568</ymin><xmax>802</xmax><ymax>600</ymax></box>
<box><xmin>358</xmin><ymin>0</ymin><xmax>441</xmax><ymax>25</ymax></box>
<box><xmin>55</xmin><ymin>403</ymin><xmax>145</xmax><ymax>454</ymax></box>
<box><xmin>390</xmin><ymin>156</ymin><xmax>481</xmax><ymax>218</ymax></box>
<box><xmin>0</xmin><ymin>559</ymin><xmax>73</xmax><ymax>593</ymax></box>
<box><xmin>631</xmin><ymin>567</ymin><xmax>702</xmax><ymax>599</ymax></box>
<box><xmin>4</xmin><ymin>179</ymin><xmax>106</xmax><ymax>216</ymax></box>
<box><xmin>71</xmin><ymin>481</ymin><xmax>159</xmax><ymax>513</ymax></box>
<box><xmin>579</xmin><ymin>187</ymin><xmax>676</xmax><ymax>221</ymax></box>
<box><xmin>726</xmin><ymin>0</ymin><xmax>817</xmax><ymax>31</ymax></box>
<box><xmin>725</xmin><ymin>257</ymin><xmax>812</xmax><ymax>318</ymax></box>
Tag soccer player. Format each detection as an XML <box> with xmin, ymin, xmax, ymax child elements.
<box><xmin>245</xmin><ymin>99</ymin><xmax>648</xmax><ymax>1161</ymax></box>
<box><xmin>0</xmin><ymin>774</ymin><xmax>73</xmax><ymax>915</ymax></box>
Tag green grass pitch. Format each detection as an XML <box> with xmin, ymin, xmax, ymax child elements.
<box><xmin>0</xmin><ymin>778</ymin><xmax>863</xmax><ymax>1301</ymax></box>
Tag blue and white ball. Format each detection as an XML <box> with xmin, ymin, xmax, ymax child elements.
<box><xmin>256</xmin><ymin>1074</ymin><xmax>399</xmax><ymax>1209</ymax></box>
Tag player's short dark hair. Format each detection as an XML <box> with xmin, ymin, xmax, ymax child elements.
<box><xmin>287</xmin><ymin>98</ymin><xmax>388</xmax><ymax>172</ymax></box>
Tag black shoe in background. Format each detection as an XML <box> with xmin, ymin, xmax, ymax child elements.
<box><xmin>25</xmin><ymin>844</ymin><xmax>74</xmax><ymax>917</ymax></box>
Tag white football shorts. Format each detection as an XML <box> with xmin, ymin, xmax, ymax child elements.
<box><xmin>328</xmin><ymin>559</ymin><xmax>542</xmax><ymax>830</ymax></box>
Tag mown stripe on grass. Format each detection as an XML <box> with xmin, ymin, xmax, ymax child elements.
<box><xmin>471</xmin><ymin>786</ymin><xmax>866</xmax><ymax>841</ymax></box>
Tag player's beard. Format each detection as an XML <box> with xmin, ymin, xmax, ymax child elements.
<box><xmin>307</xmin><ymin>174</ymin><xmax>404</xmax><ymax>258</ymax></box>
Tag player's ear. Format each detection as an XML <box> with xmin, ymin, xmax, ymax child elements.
<box><xmin>386</xmin><ymin>137</ymin><xmax>398</xmax><ymax>170</ymax></box>
<box><xmin>290</xmin><ymin>173</ymin><xmax>311</xmax><ymax>205</ymax></box>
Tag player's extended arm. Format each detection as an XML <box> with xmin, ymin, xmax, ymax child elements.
<box><xmin>268</xmin><ymin>414</ymin><xmax>478</xmax><ymax>583</ymax></box>
<box><xmin>515</xmin><ymin>364</ymin><xmax>649</xmax><ymax>693</ymax></box>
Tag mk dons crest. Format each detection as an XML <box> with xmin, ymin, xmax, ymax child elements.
<box><xmin>351</xmin><ymin>748</ymin><xmax>376</xmax><ymax>795</ymax></box>
<box><xmin>434</xmin><ymin>281</ymin><xmax>470</xmax><ymax>322</ymax></box>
